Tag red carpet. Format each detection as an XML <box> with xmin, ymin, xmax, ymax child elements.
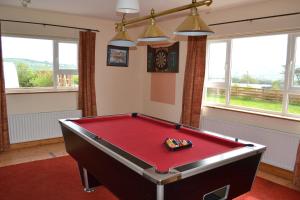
<box><xmin>0</xmin><ymin>156</ymin><xmax>299</xmax><ymax>200</ymax></box>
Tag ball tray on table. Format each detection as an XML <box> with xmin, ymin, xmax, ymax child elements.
<box><xmin>165</xmin><ymin>138</ymin><xmax>192</xmax><ymax>151</ymax></box>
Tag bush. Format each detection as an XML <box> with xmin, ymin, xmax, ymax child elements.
<box><xmin>72</xmin><ymin>75</ymin><xmax>79</xmax><ymax>86</ymax></box>
<box><xmin>16</xmin><ymin>62</ymin><xmax>53</xmax><ymax>87</ymax></box>
<box><xmin>272</xmin><ymin>80</ymin><xmax>281</xmax><ymax>90</ymax></box>
<box><xmin>295</xmin><ymin>68</ymin><xmax>300</xmax><ymax>85</ymax></box>
<box><xmin>16</xmin><ymin>63</ymin><xmax>36</xmax><ymax>87</ymax></box>
<box><xmin>30</xmin><ymin>71</ymin><xmax>53</xmax><ymax>87</ymax></box>
<box><xmin>240</xmin><ymin>73</ymin><xmax>258</xmax><ymax>84</ymax></box>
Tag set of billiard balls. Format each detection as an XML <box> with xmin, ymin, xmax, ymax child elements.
<box><xmin>165</xmin><ymin>138</ymin><xmax>192</xmax><ymax>151</ymax></box>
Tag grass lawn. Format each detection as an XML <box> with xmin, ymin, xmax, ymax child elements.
<box><xmin>207</xmin><ymin>95</ymin><xmax>300</xmax><ymax>115</ymax></box>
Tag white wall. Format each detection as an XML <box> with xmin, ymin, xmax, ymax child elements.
<box><xmin>206</xmin><ymin>0</ymin><xmax>300</xmax><ymax>39</ymax></box>
<box><xmin>0</xmin><ymin>5</ymin><xmax>143</xmax><ymax>115</ymax></box>
<box><xmin>6</xmin><ymin>92</ymin><xmax>78</xmax><ymax>114</ymax></box>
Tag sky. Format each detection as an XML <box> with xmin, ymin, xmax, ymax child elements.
<box><xmin>296</xmin><ymin>38</ymin><xmax>300</xmax><ymax>65</ymax></box>
<box><xmin>208</xmin><ymin>34</ymin><xmax>289</xmax><ymax>83</ymax></box>
<box><xmin>2</xmin><ymin>37</ymin><xmax>53</xmax><ymax>62</ymax></box>
<box><xmin>208</xmin><ymin>42</ymin><xmax>226</xmax><ymax>82</ymax></box>
<box><xmin>59</xmin><ymin>43</ymin><xmax>78</xmax><ymax>66</ymax></box>
<box><xmin>231</xmin><ymin>34</ymin><xmax>287</xmax><ymax>81</ymax></box>
<box><xmin>2</xmin><ymin>36</ymin><xmax>77</xmax><ymax>66</ymax></box>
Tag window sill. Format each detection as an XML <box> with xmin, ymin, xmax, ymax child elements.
<box><xmin>204</xmin><ymin>105</ymin><xmax>300</xmax><ymax>122</ymax></box>
<box><xmin>6</xmin><ymin>88</ymin><xmax>78</xmax><ymax>94</ymax></box>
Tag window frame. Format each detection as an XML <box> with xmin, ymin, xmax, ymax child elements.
<box><xmin>205</xmin><ymin>40</ymin><xmax>229</xmax><ymax>87</ymax></box>
<box><xmin>289</xmin><ymin>33</ymin><xmax>300</xmax><ymax>90</ymax></box>
<box><xmin>204</xmin><ymin>31</ymin><xmax>300</xmax><ymax>119</ymax></box>
<box><xmin>2</xmin><ymin>34</ymin><xmax>79</xmax><ymax>94</ymax></box>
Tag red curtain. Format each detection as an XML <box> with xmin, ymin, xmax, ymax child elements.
<box><xmin>294</xmin><ymin>142</ymin><xmax>300</xmax><ymax>186</ymax></box>
<box><xmin>78</xmin><ymin>31</ymin><xmax>97</xmax><ymax>117</ymax></box>
<box><xmin>0</xmin><ymin>22</ymin><xmax>10</xmax><ymax>151</ymax></box>
<box><xmin>181</xmin><ymin>36</ymin><xmax>207</xmax><ymax>128</ymax></box>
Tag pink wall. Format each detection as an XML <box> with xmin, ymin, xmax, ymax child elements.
<box><xmin>150</xmin><ymin>73</ymin><xmax>176</xmax><ymax>105</ymax></box>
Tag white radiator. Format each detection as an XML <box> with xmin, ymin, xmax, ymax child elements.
<box><xmin>8</xmin><ymin>110</ymin><xmax>82</xmax><ymax>144</ymax></box>
<box><xmin>201</xmin><ymin>117</ymin><xmax>300</xmax><ymax>171</ymax></box>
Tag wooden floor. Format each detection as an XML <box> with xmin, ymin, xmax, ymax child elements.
<box><xmin>0</xmin><ymin>142</ymin><xmax>299</xmax><ymax>192</ymax></box>
<box><xmin>0</xmin><ymin>142</ymin><xmax>67</xmax><ymax>167</ymax></box>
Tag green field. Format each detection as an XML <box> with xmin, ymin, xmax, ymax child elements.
<box><xmin>207</xmin><ymin>95</ymin><xmax>300</xmax><ymax>115</ymax></box>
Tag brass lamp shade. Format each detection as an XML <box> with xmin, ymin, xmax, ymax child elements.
<box><xmin>137</xmin><ymin>18</ymin><xmax>169</xmax><ymax>42</ymax></box>
<box><xmin>174</xmin><ymin>7</ymin><xmax>213</xmax><ymax>36</ymax></box>
<box><xmin>109</xmin><ymin>26</ymin><xmax>136</xmax><ymax>47</ymax></box>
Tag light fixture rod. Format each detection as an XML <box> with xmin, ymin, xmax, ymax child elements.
<box><xmin>118</xmin><ymin>0</ymin><xmax>212</xmax><ymax>27</ymax></box>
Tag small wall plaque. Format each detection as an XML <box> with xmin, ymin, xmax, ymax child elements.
<box><xmin>107</xmin><ymin>45</ymin><xmax>129</xmax><ymax>67</ymax></box>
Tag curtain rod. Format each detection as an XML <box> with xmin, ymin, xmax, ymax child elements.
<box><xmin>1</xmin><ymin>11</ymin><xmax>299</xmax><ymax>32</ymax></box>
<box><xmin>209</xmin><ymin>12</ymin><xmax>300</xmax><ymax>26</ymax></box>
<box><xmin>0</xmin><ymin>19</ymin><xmax>100</xmax><ymax>32</ymax></box>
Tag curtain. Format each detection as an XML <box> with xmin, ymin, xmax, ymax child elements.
<box><xmin>180</xmin><ymin>36</ymin><xmax>207</xmax><ymax>128</ymax></box>
<box><xmin>78</xmin><ymin>31</ymin><xmax>97</xmax><ymax>117</ymax></box>
<box><xmin>294</xmin><ymin>142</ymin><xmax>300</xmax><ymax>186</ymax></box>
<box><xmin>0</xmin><ymin>22</ymin><xmax>10</xmax><ymax>151</ymax></box>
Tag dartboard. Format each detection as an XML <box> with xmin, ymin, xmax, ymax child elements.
<box><xmin>154</xmin><ymin>49</ymin><xmax>168</xmax><ymax>71</ymax></box>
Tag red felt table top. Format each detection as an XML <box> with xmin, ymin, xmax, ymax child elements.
<box><xmin>72</xmin><ymin>115</ymin><xmax>245</xmax><ymax>173</ymax></box>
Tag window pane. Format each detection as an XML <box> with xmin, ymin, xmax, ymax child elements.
<box><xmin>2</xmin><ymin>36</ymin><xmax>53</xmax><ymax>88</ymax></box>
<box><xmin>288</xmin><ymin>95</ymin><xmax>300</xmax><ymax>114</ymax></box>
<box><xmin>207</xmin><ymin>42</ymin><xmax>227</xmax><ymax>82</ymax></box>
<box><xmin>230</xmin><ymin>34</ymin><xmax>288</xmax><ymax>112</ymax></box>
<box><xmin>294</xmin><ymin>37</ymin><xmax>300</xmax><ymax>86</ymax></box>
<box><xmin>230</xmin><ymin>86</ymin><xmax>283</xmax><ymax>112</ymax></box>
<box><xmin>57</xmin><ymin>74</ymin><xmax>78</xmax><ymax>88</ymax></box>
<box><xmin>206</xmin><ymin>88</ymin><xmax>226</xmax><ymax>104</ymax></box>
<box><xmin>58</xmin><ymin>42</ymin><xmax>78</xmax><ymax>88</ymax></box>
<box><xmin>59</xmin><ymin>43</ymin><xmax>78</xmax><ymax>70</ymax></box>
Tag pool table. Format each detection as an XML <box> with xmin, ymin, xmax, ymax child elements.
<box><xmin>59</xmin><ymin>113</ymin><xmax>266</xmax><ymax>200</ymax></box>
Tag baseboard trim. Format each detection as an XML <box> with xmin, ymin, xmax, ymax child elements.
<box><xmin>259</xmin><ymin>162</ymin><xmax>294</xmax><ymax>181</ymax></box>
<box><xmin>9</xmin><ymin>137</ymin><xmax>64</xmax><ymax>150</ymax></box>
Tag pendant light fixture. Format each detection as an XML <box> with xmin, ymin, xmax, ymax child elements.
<box><xmin>174</xmin><ymin>6</ymin><xmax>214</xmax><ymax>36</ymax></box>
<box><xmin>109</xmin><ymin>26</ymin><xmax>136</xmax><ymax>47</ymax></box>
<box><xmin>116</xmin><ymin>0</ymin><xmax>140</xmax><ymax>14</ymax></box>
<box><xmin>109</xmin><ymin>24</ymin><xmax>136</xmax><ymax>47</ymax></box>
<box><xmin>111</xmin><ymin>0</ymin><xmax>214</xmax><ymax>47</ymax></box>
<box><xmin>137</xmin><ymin>9</ymin><xmax>169</xmax><ymax>42</ymax></box>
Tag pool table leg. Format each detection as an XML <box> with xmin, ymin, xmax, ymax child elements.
<box><xmin>83</xmin><ymin>168</ymin><xmax>96</xmax><ymax>192</ymax></box>
<box><xmin>157</xmin><ymin>185</ymin><xmax>164</xmax><ymax>200</ymax></box>
<box><xmin>78</xmin><ymin>164</ymin><xmax>100</xmax><ymax>192</ymax></box>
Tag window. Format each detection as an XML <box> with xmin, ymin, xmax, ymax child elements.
<box><xmin>293</xmin><ymin>37</ymin><xmax>300</xmax><ymax>87</ymax></box>
<box><xmin>206</xmin><ymin>88</ymin><xmax>226</xmax><ymax>104</ymax></box>
<box><xmin>205</xmin><ymin>41</ymin><xmax>228</xmax><ymax>105</ymax></box>
<box><xmin>207</xmin><ymin>42</ymin><xmax>227</xmax><ymax>83</ymax></box>
<box><xmin>205</xmin><ymin>33</ymin><xmax>300</xmax><ymax>118</ymax></box>
<box><xmin>57</xmin><ymin>42</ymin><xmax>78</xmax><ymax>88</ymax></box>
<box><xmin>288</xmin><ymin>36</ymin><xmax>300</xmax><ymax>115</ymax></box>
<box><xmin>288</xmin><ymin>94</ymin><xmax>300</xmax><ymax>114</ymax></box>
<box><xmin>230</xmin><ymin>35</ymin><xmax>287</xmax><ymax>112</ymax></box>
<box><xmin>2</xmin><ymin>36</ymin><xmax>78</xmax><ymax>92</ymax></box>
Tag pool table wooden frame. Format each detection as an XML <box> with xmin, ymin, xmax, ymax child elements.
<box><xmin>59</xmin><ymin>113</ymin><xmax>266</xmax><ymax>200</ymax></box>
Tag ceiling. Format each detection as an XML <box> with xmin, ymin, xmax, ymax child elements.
<box><xmin>0</xmin><ymin>0</ymin><xmax>268</xmax><ymax>20</ymax></box>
